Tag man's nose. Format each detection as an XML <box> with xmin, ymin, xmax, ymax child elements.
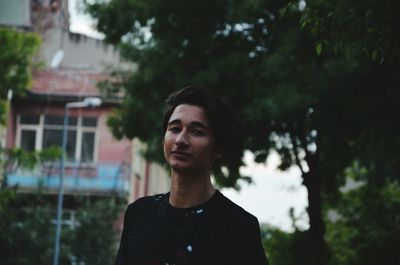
<box><xmin>175</xmin><ymin>130</ymin><xmax>189</xmax><ymax>146</ymax></box>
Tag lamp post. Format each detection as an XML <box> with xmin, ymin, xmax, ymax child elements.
<box><xmin>53</xmin><ymin>97</ymin><xmax>102</xmax><ymax>265</ymax></box>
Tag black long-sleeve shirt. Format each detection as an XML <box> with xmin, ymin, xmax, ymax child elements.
<box><xmin>115</xmin><ymin>190</ymin><xmax>269</xmax><ymax>265</ymax></box>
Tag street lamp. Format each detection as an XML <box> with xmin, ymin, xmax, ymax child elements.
<box><xmin>53</xmin><ymin>97</ymin><xmax>102</xmax><ymax>265</ymax></box>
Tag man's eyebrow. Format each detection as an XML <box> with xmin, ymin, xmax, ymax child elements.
<box><xmin>190</xmin><ymin>121</ymin><xmax>210</xmax><ymax>130</ymax></box>
<box><xmin>167</xmin><ymin>119</ymin><xmax>181</xmax><ymax>126</ymax></box>
<box><xmin>167</xmin><ymin>119</ymin><xmax>210</xmax><ymax>130</ymax></box>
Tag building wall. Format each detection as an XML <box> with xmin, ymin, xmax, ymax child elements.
<box><xmin>39</xmin><ymin>29</ymin><xmax>135</xmax><ymax>71</ymax></box>
<box><xmin>8</xmin><ymin>101</ymin><xmax>131</xmax><ymax>163</ymax></box>
<box><xmin>0</xmin><ymin>0</ymin><xmax>30</xmax><ymax>28</ymax></box>
<box><xmin>7</xmin><ymin>100</ymin><xmax>171</xmax><ymax>198</ymax></box>
<box><xmin>6</xmin><ymin>101</ymin><xmax>131</xmax><ymax>195</ymax></box>
<box><xmin>2</xmin><ymin>0</ymin><xmax>168</xmax><ymax>200</ymax></box>
<box><xmin>96</xmin><ymin>112</ymin><xmax>131</xmax><ymax>163</ymax></box>
<box><xmin>130</xmin><ymin>138</ymin><xmax>170</xmax><ymax>202</ymax></box>
<box><xmin>147</xmin><ymin>163</ymin><xmax>171</xmax><ymax>197</ymax></box>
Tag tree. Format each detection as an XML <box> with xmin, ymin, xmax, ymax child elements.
<box><xmin>0</xmin><ymin>143</ymin><xmax>120</xmax><ymax>265</ymax></box>
<box><xmin>0</xmin><ymin>189</ymin><xmax>61</xmax><ymax>265</ymax></box>
<box><xmin>260</xmin><ymin>166</ymin><xmax>400</xmax><ymax>265</ymax></box>
<box><xmin>322</xmin><ymin>161</ymin><xmax>400</xmax><ymax>265</ymax></box>
<box><xmin>0</xmin><ymin>189</ymin><xmax>124</xmax><ymax>265</ymax></box>
<box><xmin>0</xmin><ymin>147</ymin><xmax>63</xmax><ymax>265</ymax></box>
<box><xmin>299</xmin><ymin>0</ymin><xmax>400</xmax><ymax>182</ymax></box>
<box><xmin>0</xmin><ymin>28</ymin><xmax>40</xmax><ymax>124</ymax></box>
<box><xmin>69</xmin><ymin>197</ymin><xmax>124</xmax><ymax>265</ymax></box>
<box><xmin>0</xmin><ymin>24</ymin><xmax>125</xmax><ymax>265</ymax></box>
<box><xmin>0</xmin><ymin>27</ymin><xmax>40</xmax><ymax>188</ymax></box>
<box><xmin>1</xmin><ymin>147</ymin><xmax>62</xmax><ymax>188</ymax></box>
<box><xmin>86</xmin><ymin>1</ymin><xmax>400</xmax><ymax>264</ymax></box>
<box><xmin>0</xmin><ymin>145</ymin><xmax>122</xmax><ymax>265</ymax></box>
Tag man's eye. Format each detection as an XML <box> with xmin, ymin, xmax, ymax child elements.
<box><xmin>168</xmin><ymin>127</ymin><xmax>181</xmax><ymax>133</ymax></box>
<box><xmin>192</xmin><ymin>129</ymin><xmax>205</xmax><ymax>136</ymax></box>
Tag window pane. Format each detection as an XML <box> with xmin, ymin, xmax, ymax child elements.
<box><xmin>43</xmin><ymin>129</ymin><xmax>76</xmax><ymax>161</ymax></box>
<box><xmin>81</xmin><ymin>132</ymin><xmax>95</xmax><ymax>162</ymax></box>
<box><xmin>20</xmin><ymin>130</ymin><xmax>36</xmax><ymax>151</ymax></box>
<box><xmin>82</xmin><ymin>117</ymin><xmax>97</xmax><ymax>127</ymax></box>
<box><xmin>66</xmin><ymin>131</ymin><xmax>77</xmax><ymax>161</ymax></box>
<box><xmin>20</xmin><ymin>115</ymin><xmax>39</xmax><ymax>124</ymax></box>
<box><xmin>44</xmin><ymin>115</ymin><xmax>77</xmax><ymax>126</ymax></box>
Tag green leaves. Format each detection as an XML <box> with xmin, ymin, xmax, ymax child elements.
<box><xmin>0</xmin><ymin>191</ymin><xmax>124</xmax><ymax>265</ymax></box>
<box><xmin>6</xmin><ymin>147</ymin><xmax>62</xmax><ymax>171</ymax></box>
<box><xmin>0</xmin><ymin>28</ymin><xmax>40</xmax><ymax>96</ymax></box>
<box><xmin>325</xmin><ymin>180</ymin><xmax>400</xmax><ymax>265</ymax></box>
<box><xmin>85</xmin><ymin>2</ymin><xmax>400</xmax><ymax>260</ymax></box>
<box><xmin>0</xmin><ymin>191</ymin><xmax>54</xmax><ymax>265</ymax></box>
<box><xmin>315</xmin><ymin>42</ymin><xmax>322</xmax><ymax>55</ymax></box>
<box><xmin>0</xmin><ymin>28</ymin><xmax>40</xmax><ymax>124</ymax></box>
<box><xmin>69</xmin><ymin>197</ymin><xmax>124</xmax><ymax>265</ymax></box>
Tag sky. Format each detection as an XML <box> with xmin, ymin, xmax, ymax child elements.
<box><xmin>222</xmin><ymin>151</ymin><xmax>309</xmax><ymax>230</ymax></box>
<box><xmin>68</xmin><ymin>0</ymin><xmax>309</xmax><ymax>232</ymax></box>
<box><xmin>69</xmin><ymin>0</ymin><xmax>105</xmax><ymax>39</ymax></box>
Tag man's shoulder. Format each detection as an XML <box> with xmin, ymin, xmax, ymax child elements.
<box><xmin>214</xmin><ymin>191</ymin><xmax>259</xmax><ymax>224</ymax></box>
<box><xmin>125</xmin><ymin>192</ymin><xmax>168</xmax><ymax>217</ymax></box>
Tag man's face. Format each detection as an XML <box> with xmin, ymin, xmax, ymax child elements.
<box><xmin>163</xmin><ymin>104</ymin><xmax>220</xmax><ymax>175</ymax></box>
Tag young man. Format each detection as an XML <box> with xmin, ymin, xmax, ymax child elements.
<box><xmin>115</xmin><ymin>86</ymin><xmax>269</xmax><ymax>265</ymax></box>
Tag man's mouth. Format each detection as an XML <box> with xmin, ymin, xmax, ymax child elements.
<box><xmin>171</xmin><ymin>150</ymin><xmax>191</xmax><ymax>157</ymax></box>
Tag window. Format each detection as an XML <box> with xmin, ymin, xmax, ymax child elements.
<box><xmin>81</xmin><ymin>132</ymin><xmax>95</xmax><ymax>162</ymax></box>
<box><xmin>20</xmin><ymin>130</ymin><xmax>36</xmax><ymax>151</ymax></box>
<box><xmin>17</xmin><ymin>114</ymin><xmax>99</xmax><ymax>163</ymax></box>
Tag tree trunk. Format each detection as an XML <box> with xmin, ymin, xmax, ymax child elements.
<box><xmin>303</xmin><ymin>152</ymin><xmax>327</xmax><ymax>265</ymax></box>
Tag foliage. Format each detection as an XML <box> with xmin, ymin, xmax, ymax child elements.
<box><xmin>0</xmin><ymin>145</ymin><xmax>124</xmax><ymax>265</ymax></box>
<box><xmin>8</xmin><ymin>146</ymin><xmax>62</xmax><ymax>169</ymax></box>
<box><xmin>0</xmin><ymin>187</ymin><xmax>15</xmax><ymax>211</ymax></box>
<box><xmin>260</xmin><ymin>179</ymin><xmax>400</xmax><ymax>265</ymax></box>
<box><xmin>262</xmin><ymin>225</ymin><xmax>320</xmax><ymax>265</ymax></box>
<box><xmin>0</xmin><ymin>190</ymin><xmax>124</xmax><ymax>265</ymax></box>
<box><xmin>86</xmin><ymin>0</ymin><xmax>400</xmax><ymax>180</ymax></box>
<box><xmin>300</xmin><ymin>0</ymin><xmax>400</xmax><ymax>183</ymax></box>
<box><xmin>1</xmin><ymin>147</ymin><xmax>62</xmax><ymax>188</ymax></box>
<box><xmin>86</xmin><ymin>0</ymin><xmax>273</xmax><ymax>187</ymax></box>
<box><xmin>86</xmin><ymin>1</ymin><xmax>400</xmax><ymax>263</ymax></box>
<box><xmin>0</xmin><ymin>28</ymin><xmax>40</xmax><ymax>124</ymax></box>
<box><xmin>70</xmin><ymin>197</ymin><xmax>124</xmax><ymax>265</ymax></box>
<box><xmin>0</xmin><ymin>189</ymin><xmax>58</xmax><ymax>265</ymax></box>
<box><xmin>261</xmin><ymin>207</ymin><xmax>329</xmax><ymax>265</ymax></box>
<box><xmin>325</xmin><ymin>180</ymin><xmax>400</xmax><ymax>265</ymax></box>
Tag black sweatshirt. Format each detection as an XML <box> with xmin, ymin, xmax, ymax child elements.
<box><xmin>115</xmin><ymin>190</ymin><xmax>269</xmax><ymax>265</ymax></box>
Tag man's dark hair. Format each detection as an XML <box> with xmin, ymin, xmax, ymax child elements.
<box><xmin>162</xmin><ymin>85</ymin><xmax>241</xmax><ymax>161</ymax></box>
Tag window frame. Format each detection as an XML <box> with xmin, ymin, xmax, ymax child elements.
<box><xmin>16</xmin><ymin>114</ymin><xmax>100</xmax><ymax>164</ymax></box>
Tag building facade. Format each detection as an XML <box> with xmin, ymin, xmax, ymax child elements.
<box><xmin>2</xmin><ymin>0</ymin><xmax>170</xmax><ymax>202</ymax></box>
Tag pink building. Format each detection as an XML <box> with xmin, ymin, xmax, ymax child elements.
<box><xmin>2</xmin><ymin>0</ymin><xmax>170</xmax><ymax>201</ymax></box>
<box><xmin>5</xmin><ymin>69</ymin><xmax>132</xmax><ymax>197</ymax></box>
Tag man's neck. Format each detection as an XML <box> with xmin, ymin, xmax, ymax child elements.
<box><xmin>169</xmin><ymin>170</ymin><xmax>215</xmax><ymax>208</ymax></box>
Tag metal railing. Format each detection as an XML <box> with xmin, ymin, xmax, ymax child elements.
<box><xmin>5</xmin><ymin>160</ymin><xmax>130</xmax><ymax>195</ymax></box>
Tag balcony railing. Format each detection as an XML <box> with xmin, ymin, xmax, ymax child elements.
<box><xmin>5</xmin><ymin>161</ymin><xmax>130</xmax><ymax>196</ymax></box>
